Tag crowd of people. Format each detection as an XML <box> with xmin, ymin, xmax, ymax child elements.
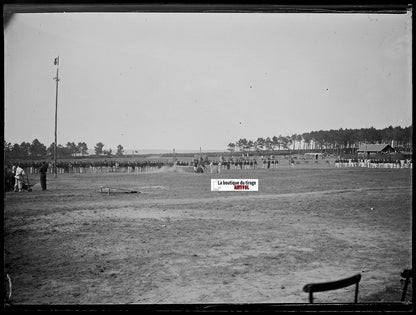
<box><xmin>4</xmin><ymin>156</ymin><xmax>286</xmax><ymax>178</ymax></box>
<box><xmin>194</xmin><ymin>155</ymin><xmax>297</xmax><ymax>173</ymax></box>
<box><xmin>4</xmin><ymin>155</ymin><xmax>412</xmax><ymax>189</ymax></box>
<box><xmin>334</xmin><ymin>158</ymin><xmax>412</xmax><ymax>169</ymax></box>
<box><xmin>5</xmin><ymin>160</ymin><xmax>171</xmax><ymax>175</ymax></box>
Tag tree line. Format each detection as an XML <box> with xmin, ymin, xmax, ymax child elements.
<box><xmin>227</xmin><ymin>125</ymin><xmax>412</xmax><ymax>153</ymax></box>
<box><xmin>4</xmin><ymin>139</ymin><xmax>125</xmax><ymax>161</ymax></box>
<box><xmin>4</xmin><ymin>125</ymin><xmax>412</xmax><ymax>161</ymax></box>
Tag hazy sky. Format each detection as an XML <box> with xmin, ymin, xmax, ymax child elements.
<box><xmin>4</xmin><ymin>11</ymin><xmax>412</xmax><ymax>152</ymax></box>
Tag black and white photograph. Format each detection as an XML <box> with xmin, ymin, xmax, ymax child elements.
<box><xmin>3</xmin><ymin>3</ymin><xmax>413</xmax><ymax>311</ymax></box>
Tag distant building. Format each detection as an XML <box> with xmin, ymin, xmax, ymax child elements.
<box><xmin>357</xmin><ymin>144</ymin><xmax>396</xmax><ymax>157</ymax></box>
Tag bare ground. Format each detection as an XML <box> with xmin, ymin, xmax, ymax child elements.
<box><xmin>4</xmin><ymin>164</ymin><xmax>412</xmax><ymax>305</ymax></box>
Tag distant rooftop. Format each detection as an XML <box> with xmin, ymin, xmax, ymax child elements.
<box><xmin>357</xmin><ymin>144</ymin><xmax>395</xmax><ymax>152</ymax></box>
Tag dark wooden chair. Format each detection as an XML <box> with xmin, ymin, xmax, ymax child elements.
<box><xmin>401</xmin><ymin>269</ymin><xmax>412</xmax><ymax>302</ymax></box>
<box><xmin>303</xmin><ymin>273</ymin><xmax>361</xmax><ymax>303</ymax></box>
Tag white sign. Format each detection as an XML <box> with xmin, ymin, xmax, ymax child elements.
<box><xmin>211</xmin><ymin>179</ymin><xmax>259</xmax><ymax>192</ymax></box>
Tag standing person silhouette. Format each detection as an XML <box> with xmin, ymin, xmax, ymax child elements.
<box><xmin>14</xmin><ymin>163</ymin><xmax>25</xmax><ymax>192</ymax></box>
<box><xmin>39</xmin><ymin>161</ymin><xmax>49</xmax><ymax>191</ymax></box>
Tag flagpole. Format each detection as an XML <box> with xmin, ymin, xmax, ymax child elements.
<box><xmin>53</xmin><ymin>58</ymin><xmax>60</xmax><ymax>178</ymax></box>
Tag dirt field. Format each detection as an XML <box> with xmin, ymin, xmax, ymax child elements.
<box><xmin>4</xmin><ymin>162</ymin><xmax>412</xmax><ymax>305</ymax></box>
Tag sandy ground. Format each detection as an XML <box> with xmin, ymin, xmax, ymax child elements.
<box><xmin>4</xmin><ymin>163</ymin><xmax>412</xmax><ymax>306</ymax></box>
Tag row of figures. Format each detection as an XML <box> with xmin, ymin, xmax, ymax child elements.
<box><xmin>19</xmin><ymin>160</ymin><xmax>176</xmax><ymax>175</ymax></box>
<box><xmin>334</xmin><ymin>158</ymin><xmax>412</xmax><ymax>169</ymax></box>
<box><xmin>197</xmin><ymin>157</ymin><xmax>293</xmax><ymax>173</ymax></box>
<box><xmin>194</xmin><ymin>158</ymin><xmax>261</xmax><ymax>173</ymax></box>
<box><xmin>8</xmin><ymin>156</ymin><xmax>297</xmax><ymax>176</ymax></box>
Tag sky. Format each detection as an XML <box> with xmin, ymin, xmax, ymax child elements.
<box><xmin>4</xmin><ymin>11</ymin><xmax>412</xmax><ymax>152</ymax></box>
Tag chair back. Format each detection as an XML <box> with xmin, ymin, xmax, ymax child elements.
<box><xmin>401</xmin><ymin>269</ymin><xmax>412</xmax><ymax>302</ymax></box>
<box><xmin>303</xmin><ymin>273</ymin><xmax>361</xmax><ymax>303</ymax></box>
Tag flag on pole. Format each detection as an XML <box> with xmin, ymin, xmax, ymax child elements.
<box><xmin>54</xmin><ymin>57</ymin><xmax>59</xmax><ymax>66</ymax></box>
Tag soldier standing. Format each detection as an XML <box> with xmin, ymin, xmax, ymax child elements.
<box><xmin>39</xmin><ymin>161</ymin><xmax>48</xmax><ymax>191</ymax></box>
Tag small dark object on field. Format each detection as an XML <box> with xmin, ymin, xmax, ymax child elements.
<box><xmin>22</xmin><ymin>183</ymin><xmax>32</xmax><ymax>192</ymax></box>
<box><xmin>99</xmin><ymin>186</ymin><xmax>140</xmax><ymax>195</ymax></box>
